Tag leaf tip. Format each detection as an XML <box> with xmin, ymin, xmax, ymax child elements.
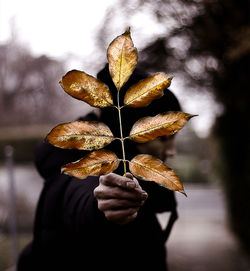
<box><xmin>180</xmin><ymin>190</ymin><xmax>187</xmax><ymax>197</ymax></box>
<box><xmin>59</xmin><ymin>80</ymin><xmax>64</xmax><ymax>90</ymax></box>
<box><xmin>125</xmin><ymin>26</ymin><xmax>131</xmax><ymax>35</ymax></box>
<box><xmin>168</xmin><ymin>75</ymin><xmax>174</xmax><ymax>81</ymax></box>
<box><xmin>189</xmin><ymin>114</ymin><xmax>199</xmax><ymax>120</ymax></box>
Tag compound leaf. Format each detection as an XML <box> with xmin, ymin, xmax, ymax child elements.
<box><xmin>129</xmin><ymin>154</ymin><xmax>186</xmax><ymax>195</ymax></box>
<box><xmin>107</xmin><ymin>27</ymin><xmax>138</xmax><ymax>90</ymax></box>
<box><xmin>60</xmin><ymin>70</ymin><xmax>113</xmax><ymax>108</ymax></box>
<box><xmin>46</xmin><ymin>121</ymin><xmax>114</xmax><ymax>150</ymax></box>
<box><xmin>62</xmin><ymin>150</ymin><xmax>120</xmax><ymax>179</ymax></box>
<box><xmin>129</xmin><ymin>111</ymin><xmax>196</xmax><ymax>143</ymax></box>
<box><xmin>124</xmin><ymin>72</ymin><xmax>173</xmax><ymax>108</ymax></box>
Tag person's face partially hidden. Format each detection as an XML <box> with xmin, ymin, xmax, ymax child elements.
<box><xmin>136</xmin><ymin>135</ymin><xmax>177</xmax><ymax>162</ymax></box>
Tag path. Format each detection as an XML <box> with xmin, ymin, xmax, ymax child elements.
<box><xmin>157</xmin><ymin>185</ymin><xmax>250</xmax><ymax>271</ymax></box>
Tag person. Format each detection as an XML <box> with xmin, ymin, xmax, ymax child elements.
<box><xmin>17</xmin><ymin>64</ymin><xmax>182</xmax><ymax>271</ymax></box>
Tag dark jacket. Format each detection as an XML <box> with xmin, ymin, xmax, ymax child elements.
<box><xmin>17</xmin><ymin>113</ymin><xmax>178</xmax><ymax>271</ymax></box>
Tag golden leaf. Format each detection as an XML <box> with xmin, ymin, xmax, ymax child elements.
<box><xmin>107</xmin><ymin>27</ymin><xmax>138</xmax><ymax>90</ymax></box>
<box><xmin>62</xmin><ymin>150</ymin><xmax>120</xmax><ymax>179</ymax></box>
<box><xmin>46</xmin><ymin>121</ymin><xmax>114</xmax><ymax>150</ymax></box>
<box><xmin>129</xmin><ymin>111</ymin><xmax>196</xmax><ymax>143</ymax></box>
<box><xmin>124</xmin><ymin>72</ymin><xmax>173</xmax><ymax>108</ymax></box>
<box><xmin>129</xmin><ymin>154</ymin><xmax>186</xmax><ymax>195</ymax></box>
<box><xmin>60</xmin><ymin>70</ymin><xmax>114</xmax><ymax>108</ymax></box>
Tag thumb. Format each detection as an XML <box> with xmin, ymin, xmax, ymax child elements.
<box><xmin>124</xmin><ymin>172</ymin><xmax>134</xmax><ymax>180</ymax></box>
<box><xmin>124</xmin><ymin>172</ymin><xmax>140</xmax><ymax>188</ymax></box>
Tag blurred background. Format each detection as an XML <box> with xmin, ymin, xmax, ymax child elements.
<box><xmin>0</xmin><ymin>0</ymin><xmax>250</xmax><ymax>270</ymax></box>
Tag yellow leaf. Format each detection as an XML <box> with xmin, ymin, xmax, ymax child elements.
<box><xmin>60</xmin><ymin>70</ymin><xmax>113</xmax><ymax>108</ymax></box>
<box><xmin>107</xmin><ymin>27</ymin><xmax>138</xmax><ymax>90</ymax></box>
<box><xmin>62</xmin><ymin>150</ymin><xmax>120</xmax><ymax>179</ymax></box>
<box><xmin>124</xmin><ymin>73</ymin><xmax>173</xmax><ymax>107</ymax></box>
<box><xmin>46</xmin><ymin>121</ymin><xmax>114</xmax><ymax>150</ymax></box>
<box><xmin>129</xmin><ymin>111</ymin><xmax>196</xmax><ymax>143</ymax></box>
<box><xmin>129</xmin><ymin>154</ymin><xmax>186</xmax><ymax>195</ymax></box>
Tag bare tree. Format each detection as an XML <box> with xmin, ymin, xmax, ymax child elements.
<box><xmin>0</xmin><ymin>37</ymin><xmax>68</xmax><ymax>126</ymax></box>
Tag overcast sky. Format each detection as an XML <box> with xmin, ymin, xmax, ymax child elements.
<box><xmin>0</xmin><ymin>0</ymin><xmax>223</xmax><ymax>137</ymax></box>
<box><xmin>0</xmin><ymin>0</ymin><xmax>118</xmax><ymax>58</ymax></box>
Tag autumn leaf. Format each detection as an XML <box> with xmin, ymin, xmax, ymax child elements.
<box><xmin>107</xmin><ymin>27</ymin><xmax>138</xmax><ymax>90</ymax></box>
<box><xmin>60</xmin><ymin>70</ymin><xmax>114</xmax><ymax>108</ymax></box>
<box><xmin>129</xmin><ymin>111</ymin><xmax>196</xmax><ymax>143</ymax></box>
<box><xmin>46</xmin><ymin>121</ymin><xmax>115</xmax><ymax>150</ymax></box>
<box><xmin>129</xmin><ymin>154</ymin><xmax>186</xmax><ymax>195</ymax></box>
<box><xmin>62</xmin><ymin>150</ymin><xmax>120</xmax><ymax>179</ymax></box>
<box><xmin>124</xmin><ymin>72</ymin><xmax>173</xmax><ymax>108</ymax></box>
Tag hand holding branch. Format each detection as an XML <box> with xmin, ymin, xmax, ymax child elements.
<box><xmin>94</xmin><ymin>173</ymin><xmax>148</xmax><ymax>224</ymax></box>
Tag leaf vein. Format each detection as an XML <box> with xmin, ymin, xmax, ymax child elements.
<box><xmin>67</xmin><ymin>159</ymin><xmax>118</xmax><ymax>170</ymax></box>
<box><xmin>130</xmin><ymin>120</ymin><xmax>178</xmax><ymax>137</ymax></box>
<box><xmin>125</xmin><ymin>81</ymin><xmax>165</xmax><ymax>105</ymax></box>
<box><xmin>130</xmin><ymin>160</ymin><xmax>167</xmax><ymax>179</ymax></box>
<box><xmin>50</xmin><ymin>134</ymin><xmax>114</xmax><ymax>138</ymax></box>
<box><xmin>118</xmin><ymin>39</ymin><xmax>125</xmax><ymax>90</ymax></box>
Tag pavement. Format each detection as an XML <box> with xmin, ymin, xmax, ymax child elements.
<box><xmin>157</xmin><ymin>185</ymin><xmax>250</xmax><ymax>271</ymax></box>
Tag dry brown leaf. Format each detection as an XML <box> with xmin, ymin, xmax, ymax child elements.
<box><xmin>129</xmin><ymin>111</ymin><xmax>196</xmax><ymax>143</ymax></box>
<box><xmin>107</xmin><ymin>27</ymin><xmax>138</xmax><ymax>90</ymax></box>
<box><xmin>60</xmin><ymin>70</ymin><xmax>113</xmax><ymax>108</ymax></box>
<box><xmin>124</xmin><ymin>73</ymin><xmax>173</xmax><ymax>108</ymax></box>
<box><xmin>62</xmin><ymin>150</ymin><xmax>120</xmax><ymax>179</ymax></box>
<box><xmin>46</xmin><ymin>121</ymin><xmax>114</xmax><ymax>150</ymax></box>
<box><xmin>129</xmin><ymin>154</ymin><xmax>186</xmax><ymax>195</ymax></box>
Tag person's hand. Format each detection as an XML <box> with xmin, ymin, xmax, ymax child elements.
<box><xmin>93</xmin><ymin>172</ymin><xmax>148</xmax><ymax>225</ymax></box>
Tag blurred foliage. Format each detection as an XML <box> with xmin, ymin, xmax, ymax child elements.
<box><xmin>97</xmin><ymin>0</ymin><xmax>250</xmax><ymax>256</ymax></box>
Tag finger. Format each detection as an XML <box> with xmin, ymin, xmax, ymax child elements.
<box><xmin>94</xmin><ymin>186</ymin><xmax>148</xmax><ymax>201</ymax></box>
<box><xmin>114</xmin><ymin>212</ymin><xmax>138</xmax><ymax>225</ymax></box>
<box><xmin>104</xmin><ymin>208</ymin><xmax>138</xmax><ymax>224</ymax></box>
<box><xmin>122</xmin><ymin>212</ymin><xmax>138</xmax><ymax>224</ymax></box>
<box><xmin>97</xmin><ymin>198</ymin><xmax>143</xmax><ymax>211</ymax></box>
<box><xmin>124</xmin><ymin>173</ymin><xmax>141</xmax><ymax>188</ymax></box>
<box><xmin>132</xmin><ymin>176</ymin><xmax>140</xmax><ymax>188</ymax></box>
<box><xmin>100</xmin><ymin>173</ymin><xmax>138</xmax><ymax>190</ymax></box>
<box><xmin>124</xmin><ymin>172</ymin><xmax>133</xmax><ymax>179</ymax></box>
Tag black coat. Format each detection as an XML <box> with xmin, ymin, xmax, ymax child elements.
<box><xmin>17</xmin><ymin>114</ymin><xmax>178</xmax><ymax>271</ymax></box>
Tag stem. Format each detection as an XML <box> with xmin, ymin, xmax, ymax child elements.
<box><xmin>117</xmin><ymin>91</ymin><xmax>127</xmax><ymax>174</ymax></box>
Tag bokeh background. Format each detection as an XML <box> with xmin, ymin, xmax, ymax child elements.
<box><xmin>0</xmin><ymin>0</ymin><xmax>250</xmax><ymax>270</ymax></box>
